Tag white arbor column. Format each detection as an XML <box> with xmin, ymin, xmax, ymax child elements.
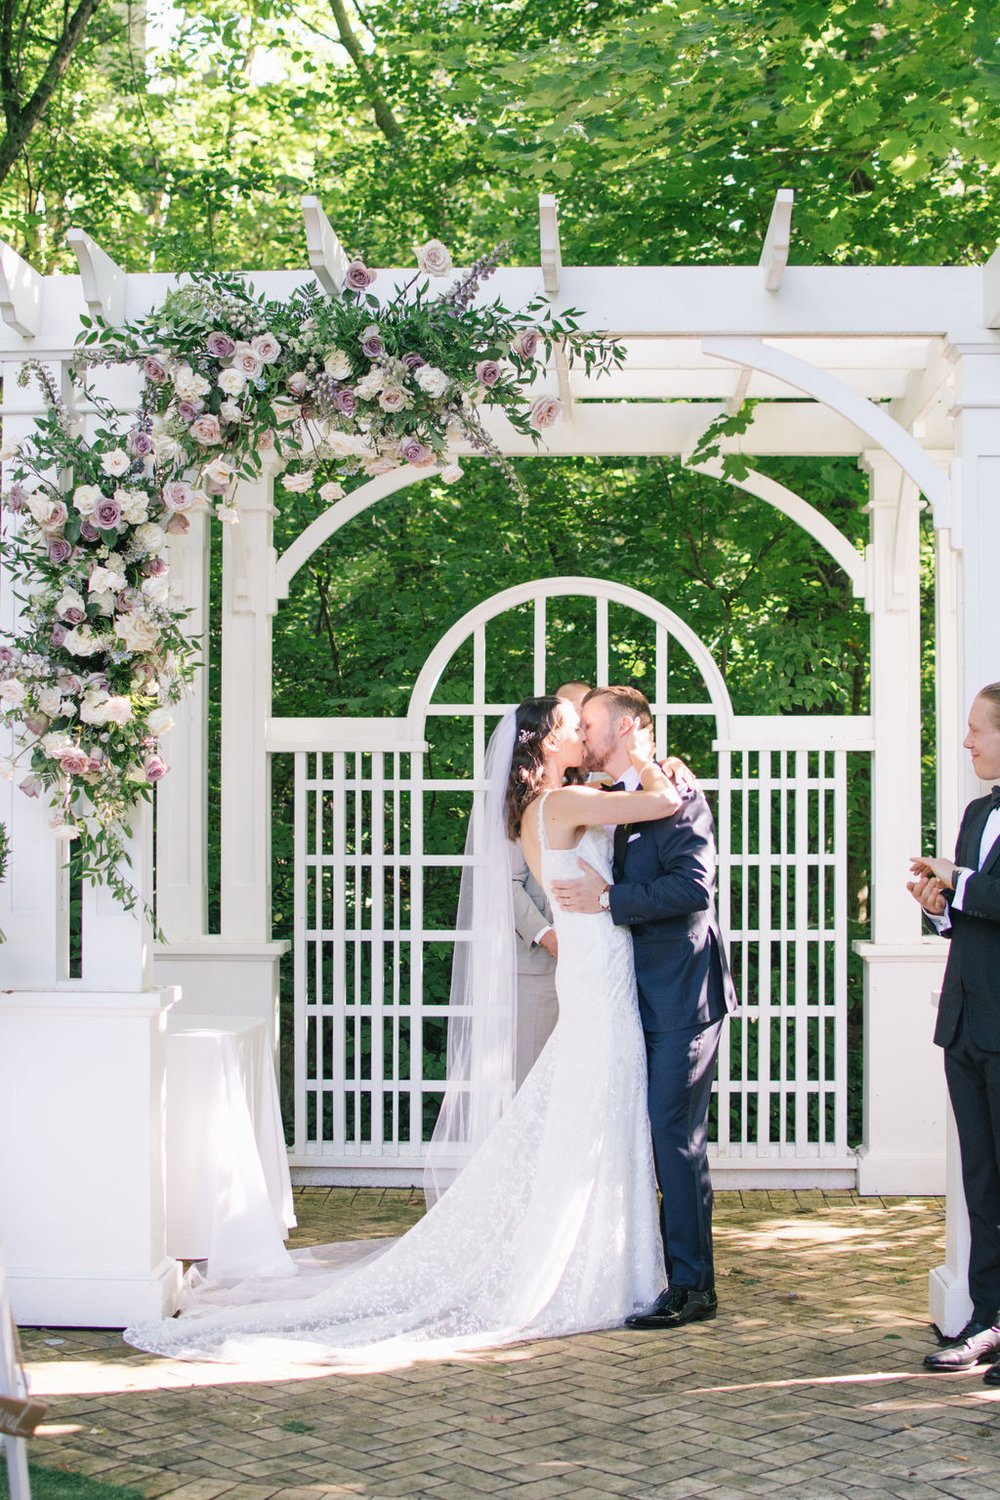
<box><xmin>0</xmin><ymin>355</ymin><xmax>181</xmax><ymax>1326</ymax></box>
<box><xmin>929</xmin><ymin>336</ymin><xmax>1000</xmax><ymax>1335</ymax></box>
<box><xmin>855</xmin><ymin>450</ymin><xmax>948</xmax><ymax>1194</ymax></box>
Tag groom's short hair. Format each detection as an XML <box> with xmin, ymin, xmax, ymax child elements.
<box><xmin>583</xmin><ymin>685</ymin><xmax>653</xmax><ymax>727</ymax></box>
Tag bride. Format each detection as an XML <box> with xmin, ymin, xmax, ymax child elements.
<box><xmin>124</xmin><ymin>695</ymin><xmax>682</xmax><ymax>1364</ymax></box>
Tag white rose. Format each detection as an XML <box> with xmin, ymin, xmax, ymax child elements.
<box><xmin>141</xmin><ymin>576</ymin><xmax>170</xmax><ymax>605</ymax></box>
<box><xmin>146</xmin><ymin>707</ymin><xmax>175</xmax><ymax>736</ymax></box>
<box><xmin>135</xmin><ymin>522</ymin><xmax>167</xmax><ymax>556</ymax></box>
<box><xmin>416</xmin><ymin>239</ymin><xmax>453</xmax><ymax>277</ymax></box>
<box><xmin>56</xmin><ymin>587</ymin><xmax>87</xmax><ymax>616</ymax></box>
<box><xmin>114</xmin><ymin>613</ymin><xmax>161</xmax><ymax>652</ymax></box>
<box><xmin>100</xmin><ymin>449</ymin><xmax>131</xmax><ymax>478</ymax></box>
<box><xmin>26</xmin><ymin>495</ymin><xmax>60</xmax><ymax>527</ymax></box>
<box><xmin>414</xmin><ymin>365</ymin><xmax>450</xmax><ymax>398</ymax></box>
<box><xmin>172</xmin><ymin>364</ymin><xmax>211</xmax><ymax>400</ymax></box>
<box><xmin>42</xmin><ymin>731</ymin><xmax>72</xmax><ymax>757</ymax></box>
<box><xmin>79</xmin><ymin>690</ymin><xmax>109</xmax><ymax>725</ymax></box>
<box><xmin>218</xmin><ymin>367</ymin><xmax>246</xmax><ymax>396</ymax></box>
<box><xmin>0</xmin><ymin>678</ymin><xmax>26</xmax><ymax>708</ymax></box>
<box><xmin>218</xmin><ymin>400</ymin><xmax>243</xmax><ymax>425</ymax></box>
<box><xmin>37</xmin><ymin>685</ymin><xmax>63</xmax><ymax>717</ymax></box>
<box><xmin>318</xmin><ymin>481</ymin><xmax>345</xmax><ymax>503</ymax></box>
<box><xmin>73</xmin><ymin>484</ymin><xmax>103</xmax><ymax>516</ymax></box>
<box><xmin>440</xmin><ymin>463</ymin><xmax>464</xmax><ymax>484</ymax></box>
<box><xmin>102</xmin><ymin>695</ymin><xmax>133</xmax><ymax>726</ymax></box>
<box><xmin>323</xmin><ymin>349</ymin><xmax>353</xmax><ymax>379</ymax></box>
<box><xmin>88</xmin><ymin>566</ymin><xmax>120</xmax><ymax>595</ymax></box>
<box><xmin>62</xmin><ymin>624</ymin><xmax>105</xmax><ymax>658</ymax></box>
<box><xmin>202</xmin><ymin>456</ymin><xmax>234</xmax><ymax>486</ymax></box>
<box><xmin>90</xmin><ymin>590</ymin><xmax>116</xmax><ymax>616</ymax></box>
<box><xmin>354</xmin><ymin>370</ymin><xmax>385</xmax><ymax>400</ymax></box>
<box><xmin>120</xmin><ymin>493</ymin><xmax>149</xmax><ymax>525</ymax></box>
<box><xmin>104</xmin><ymin>552</ymin><xmax>126</xmax><ymax>577</ymax></box>
<box><xmin>282</xmin><ymin>470</ymin><xmax>314</xmax><ymax>493</ymax></box>
<box><xmin>152</xmin><ymin>433</ymin><xmax>185</xmax><ymax>466</ymax></box>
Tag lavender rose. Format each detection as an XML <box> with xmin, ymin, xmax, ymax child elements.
<box><xmin>475</xmin><ymin>359</ymin><xmax>503</xmax><ymax>388</ymax></box>
<box><xmin>511</xmin><ymin>328</ymin><xmax>540</xmax><ymax>361</ymax></box>
<box><xmin>176</xmin><ymin>400</ymin><xmax>204</xmax><ymax>423</ymax></box>
<box><xmin>206</xmin><ymin>331</ymin><xmax>236</xmax><ymax>359</ymax></box>
<box><xmin>402</xmin><ymin>352</ymin><xmax>427</xmax><ymax>371</ymax></box>
<box><xmin>400</xmin><ymin>438</ymin><xmax>433</xmax><ymax>466</ymax></box>
<box><xmin>80</xmin><ymin>520</ymin><xmax>101</xmax><ymax>543</ymax></box>
<box><xmin>528</xmin><ymin>396</ymin><xmax>562</xmax><ymax>431</ymax></box>
<box><xmin>50</xmin><ymin>625</ymin><xmax>67</xmax><ymax>646</ymax></box>
<box><xmin>144</xmin><ymin>755</ymin><xmax>168</xmax><ymax>781</ymax></box>
<box><xmin>143</xmin><ymin>354</ymin><xmax>170</xmax><ymax>384</ymax></box>
<box><xmin>189</xmin><ymin>414</ymin><xmax>223</xmax><ymax>446</ymax></box>
<box><xmin>95</xmin><ymin>498</ymin><xmax>122</xmax><ymax>530</ymax></box>
<box><xmin>128</xmin><ymin>428</ymin><xmax>153</xmax><ymax>456</ymax></box>
<box><xmin>333</xmin><ymin>387</ymin><xmax>358</xmax><ymax>416</ymax></box>
<box><xmin>48</xmin><ymin>537</ymin><xmax>73</xmax><ymax>565</ymax></box>
<box><xmin>360</xmin><ymin>325</ymin><xmax>384</xmax><ymax>359</ymax></box>
<box><xmin>345</xmin><ymin>261</ymin><xmax>377</xmax><ymax>291</ymax></box>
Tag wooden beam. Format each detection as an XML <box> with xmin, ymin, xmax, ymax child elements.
<box><xmin>67</xmin><ymin>228</ymin><xmax>126</xmax><ymax>326</ymax></box>
<box><xmin>539</xmin><ymin>194</ymin><xmax>562</xmax><ymax>294</ymax></box>
<box><xmin>0</xmin><ymin>240</ymin><xmax>41</xmax><ymax>338</ymax></box>
<box><xmin>889</xmin><ymin>340</ymin><xmax>953</xmax><ymax>434</ymax></box>
<box><xmin>301</xmin><ymin>196</ymin><xmax>349</xmax><ymax>297</ymax></box>
<box><xmin>983</xmin><ymin>242</ymin><xmax>1000</xmax><ymax>328</ymax></box>
<box><xmin>726</xmin><ymin>366</ymin><xmax>752</xmax><ymax>416</ymax></box>
<box><xmin>760</xmin><ymin>189</ymin><xmax>794</xmax><ymax>292</ymax></box>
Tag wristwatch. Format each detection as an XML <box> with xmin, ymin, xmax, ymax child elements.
<box><xmin>598</xmin><ymin>887</ymin><xmax>610</xmax><ymax>911</ymax></box>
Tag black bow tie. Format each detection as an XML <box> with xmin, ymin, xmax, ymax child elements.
<box><xmin>991</xmin><ymin>785</ymin><xmax>1000</xmax><ymax>810</ymax></box>
<box><xmin>600</xmin><ymin>781</ymin><xmax>626</xmax><ymax>793</ymax></box>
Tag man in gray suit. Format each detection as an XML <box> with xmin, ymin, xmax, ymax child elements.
<box><xmin>511</xmin><ymin>681</ymin><xmax>591</xmax><ymax>1086</ymax></box>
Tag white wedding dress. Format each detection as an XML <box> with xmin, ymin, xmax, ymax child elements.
<box><xmin>124</xmin><ymin>798</ymin><xmax>664</xmax><ymax>1365</ymax></box>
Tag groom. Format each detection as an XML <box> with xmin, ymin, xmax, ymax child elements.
<box><xmin>551</xmin><ymin>686</ymin><xmax>737</xmax><ymax>1328</ymax></box>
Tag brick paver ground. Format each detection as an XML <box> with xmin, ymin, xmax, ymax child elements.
<box><xmin>9</xmin><ymin>1189</ymin><xmax>1000</xmax><ymax>1499</ymax></box>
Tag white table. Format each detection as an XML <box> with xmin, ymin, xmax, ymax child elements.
<box><xmin>165</xmin><ymin>1015</ymin><xmax>296</xmax><ymax>1280</ymax></box>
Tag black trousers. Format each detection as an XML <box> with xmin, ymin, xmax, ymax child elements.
<box><xmin>645</xmin><ymin>1017</ymin><xmax>724</xmax><ymax>1293</ymax></box>
<box><xmin>945</xmin><ymin>1014</ymin><xmax>1000</xmax><ymax>1325</ymax></box>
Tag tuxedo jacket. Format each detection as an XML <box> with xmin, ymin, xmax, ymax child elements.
<box><xmin>935</xmin><ymin>792</ymin><xmax>1000</xmax><ymax>1052</ymax></box>
<box><xmin>608</xmin><ymin>789</ymin><xmax>737</xmax><ymax>1035</ymax></box>
<box><xmin>510</xmin><ymin>839</ymin><xmax>556</xmax><ymax>977</ymax></box>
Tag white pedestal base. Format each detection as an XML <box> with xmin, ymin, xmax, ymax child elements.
<box><xmin>154</xmin><ymin>938</ymin><xmax>288</xmax><ymax>1062</ymax></box>
<box><xmin>929</xmin><ymin>1262</ymin><xmax>974</xmax><ymax>1339</ymax></box>
<box><xmin>0</xmin><ymin>987</ymin><xmax>182</xmax><ymax>1328</ymax></box>
<box><xmin>854</xmin><ymin>941</ymin><xmax>948</xmax><ymax>1195</ymax></box>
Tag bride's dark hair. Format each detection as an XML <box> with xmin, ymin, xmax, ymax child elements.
<box><xmin>504</xmin><ymin>696</ymin><xmax>564</xmax><ymax>840</ymax></box>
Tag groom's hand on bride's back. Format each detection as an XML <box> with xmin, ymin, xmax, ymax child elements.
<box><xmin>551</xmin><ymin>859</ymin><xmax>608</xmax><ymax>914</ymax></box>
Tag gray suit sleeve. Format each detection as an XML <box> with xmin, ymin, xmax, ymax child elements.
<box><xmin>510</xmin><ymin>839</ymin><xmax>550</xmax><ymax>949</ymax></box>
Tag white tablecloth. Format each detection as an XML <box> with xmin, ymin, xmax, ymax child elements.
<box><xmin>165</xmin><ymin>1014</ymin><xmax>296</xmax><ymax>1279</ymax></box>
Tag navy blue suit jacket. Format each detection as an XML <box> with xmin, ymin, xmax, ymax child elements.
<box><xmin>935</xmin><ymin>792</ymin><xmax>1000</xmax><ymax>1053</ymax></box>
<box><xmin>608</xmin><ymin>789</ymin><xmax>737</xmax><ymax>1035</ymax></box>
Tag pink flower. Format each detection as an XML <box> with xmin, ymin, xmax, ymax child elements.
<box><xmin>177</xmin><ymin>399</ymin><xmax>204</xmax><ymax>423</ymax></box>
<box><xmin>189</xmin><ymin>414</ymin><xmax>222</xmax><ymax>446</ymax></box>
<box><xmin>145</xmin><ymin>556</ymin><xmax>170</xmax><ymax>577</ymax></box>
<box><xmin>233</xmin><ymin>345</ymin><xmax>263</xmax><ymax>378</ymax></box>
<box><xmin>23</xmin><ymin>714</ymin><xmax>49</xmax><ymax>736</ymax></box>
<box><xmin>166</xmin><ymin>513</ymin><xmax>190</xmax><ymax>535</ymax></box>
<box><xmin>318</xmin><ymin>481</ymin><xmax>345</xmax><ymax>503</ymax></box>
<box><xmin>252</xmin><ymin>332</ymin><xmax>281</xmax><ymax>363</ymax></box>
<box><xmin>475</xmin><ymin>359</ymin><xmax>503</xmax><ymax>388</ymax></box>
<box><xmin>48</xmin><ymin>537</ymin><xmax>73</xmax><ymax>565</ymax></box>
<box><xmin>528</xmin><ymin>396</ymin><xmax>562</xmax><ymax>431</ymax></box>
<box><xmin>144</xmin><ymin>755</ymin><xmax>168</xmax><ymax>781</ymax></box>
<box><xmin>95</xmin><ymin>498</ymin><xmax>122</xmax><ymax>529</ymax></box>
<box><xmin>143</xmin><ymin>354</ymin><xmax>170</xmax><ymax>384</ymax></box>
<box><xmin>19</xmin><ymin>775</ymin><xmax>41</xmax><ymax>799</ymax></box>
<box><xmin>58</xmin><ymin>745</ymin><xmax>91</xmax><ymax>776</ymax></box>
<box><xmin>416</xmin><ymin>240</ymin><xmax>453</xmax><ymax>277</ymax></box>
<box><xmin>345</xmin><ymin>260</ymin><xmax>377</xmax><ymax>291</ymax></box>
<box><xmin>379</xmin><ymin>386</ymin><xmax>410</xmax><ymax>412</ymax></box>
<box><xmin>282</xmin><ymin>470</ymin><xmax>315</xmax><ymax>494</ymax></box>
<box><xmin>511</xmin><ymin>328</ymin><xmax>540</xmax><ymax>361</ymax></box>
<box><xmin>400</xmin><ymin>438</ymin><xmax>433</xmax><ymax>466</ymax></box>
<box><xmin>162</xmin><ymin>480</ymin><xmax>194</xmax><ymax>512</ymax></box>
<box><xmin>206</xmin><ymin>331</ymin><xmax>236</xmax><ymax>359</ymax></box>
<box><xmin>286</xmin><ymin>371</ymin><xmax>310</xmax><ymax>398</ymax></box>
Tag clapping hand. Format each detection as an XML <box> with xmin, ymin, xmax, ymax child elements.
<box><xmin>907</xmin><ymin>858</ymin><xmax>950</xmax><ymax>916</ymax></box>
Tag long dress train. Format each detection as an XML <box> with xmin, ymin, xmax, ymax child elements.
<box><xmin>124</xmin><ymin>803</ymin><xmax>663</xmax><ymax>1364</ymax></box>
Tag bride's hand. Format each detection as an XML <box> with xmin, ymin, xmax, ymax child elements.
<box><xmin>624</xmin><ymin>721</ymin><xmax>656</xmax><ymax>770</ymax></box>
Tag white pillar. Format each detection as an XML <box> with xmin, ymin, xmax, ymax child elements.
<box><xmin>855</xmin><ymin>451</ymin><xmax>948</xmax><ymax>1194</ymax></box>
<box><xmin>0</xmin><ymin>357</ymin><xmax>181</xmax><ymax>1326</ymax></box>
<box><xmin>928</xmin><ymin>335</ymin><xmax>1000</xmax><ymax>1334</ymax></box>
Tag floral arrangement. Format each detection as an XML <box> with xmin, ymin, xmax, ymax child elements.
<box><xmin>0</xmin><ymin>239</ymin><xmax>623</xmax><ymax>917</ymax></box>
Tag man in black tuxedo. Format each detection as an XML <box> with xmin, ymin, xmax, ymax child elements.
<box><xmin>909</xmin><ymin>682</ymin><xmax>1000</xmax><ymax>1385</ymax></box>
<box><xmin>551</xmin><ymin>686</ymin><xmax>737</xmax><ymax>1328</ymax></box>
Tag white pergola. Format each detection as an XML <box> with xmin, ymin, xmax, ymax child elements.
<box><xmin>0</xmin><ymin>191</ymin><xmax>996</xmax><ymax>1331</ymax></box>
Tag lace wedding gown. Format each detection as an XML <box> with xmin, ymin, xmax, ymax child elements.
<box><xmin>124</xmin><ymin>798</ymin><xmax>664</xmax><ymax>1365</ymax></box>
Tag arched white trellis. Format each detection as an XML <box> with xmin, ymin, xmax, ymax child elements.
<box><xmin>4</xmin><ymin>190</ymin><xmax>997</xmax><ymax>1329</ymax></box>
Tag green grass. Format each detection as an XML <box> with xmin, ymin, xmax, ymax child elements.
<box><xmin>0</xmin><ymin>1464</ymin><xmax>144</xmax><ymax>1500</ymax></box>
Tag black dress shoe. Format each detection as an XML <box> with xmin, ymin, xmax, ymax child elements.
<box><xmin>984</xmin><ymin>1358</ymin><xmax>1000</xmax><ymax>1387</ymax></box>
<box><xmin>625</xmin><ymin>1286</ymin><xmax>718</xmax><ymax>1330</ymax></box>
<box><xmin>923</xmin><ymin>1319</ymin><xmax>1000</xmax><ymax>1371</ymax></box>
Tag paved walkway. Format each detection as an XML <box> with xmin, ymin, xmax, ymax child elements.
<box><xmin>11</xmin><ymin>1190</ymin><xmax>1000</xmax><ymax>1499</ymax></box>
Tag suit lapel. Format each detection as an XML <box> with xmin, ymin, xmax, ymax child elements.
<box><xmin>961</xmin><ymin>795</ymin><xmax>995</xmax><ymax>870</ymax></box>
<box><xmin>613</xmin><ymin>822</ymin><xmax>629</xmax><ymax>881</ymax></box>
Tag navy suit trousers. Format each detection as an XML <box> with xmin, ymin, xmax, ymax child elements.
<box><xmin>945</xmin><ymin>1014</ymin><xmax>1000</xmax><ymax>1324</ymax></box>
<box><xmin>645</xmin><ymin>1017</ymin><xmax>724</xmax><ymax>1292</ymax></box>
